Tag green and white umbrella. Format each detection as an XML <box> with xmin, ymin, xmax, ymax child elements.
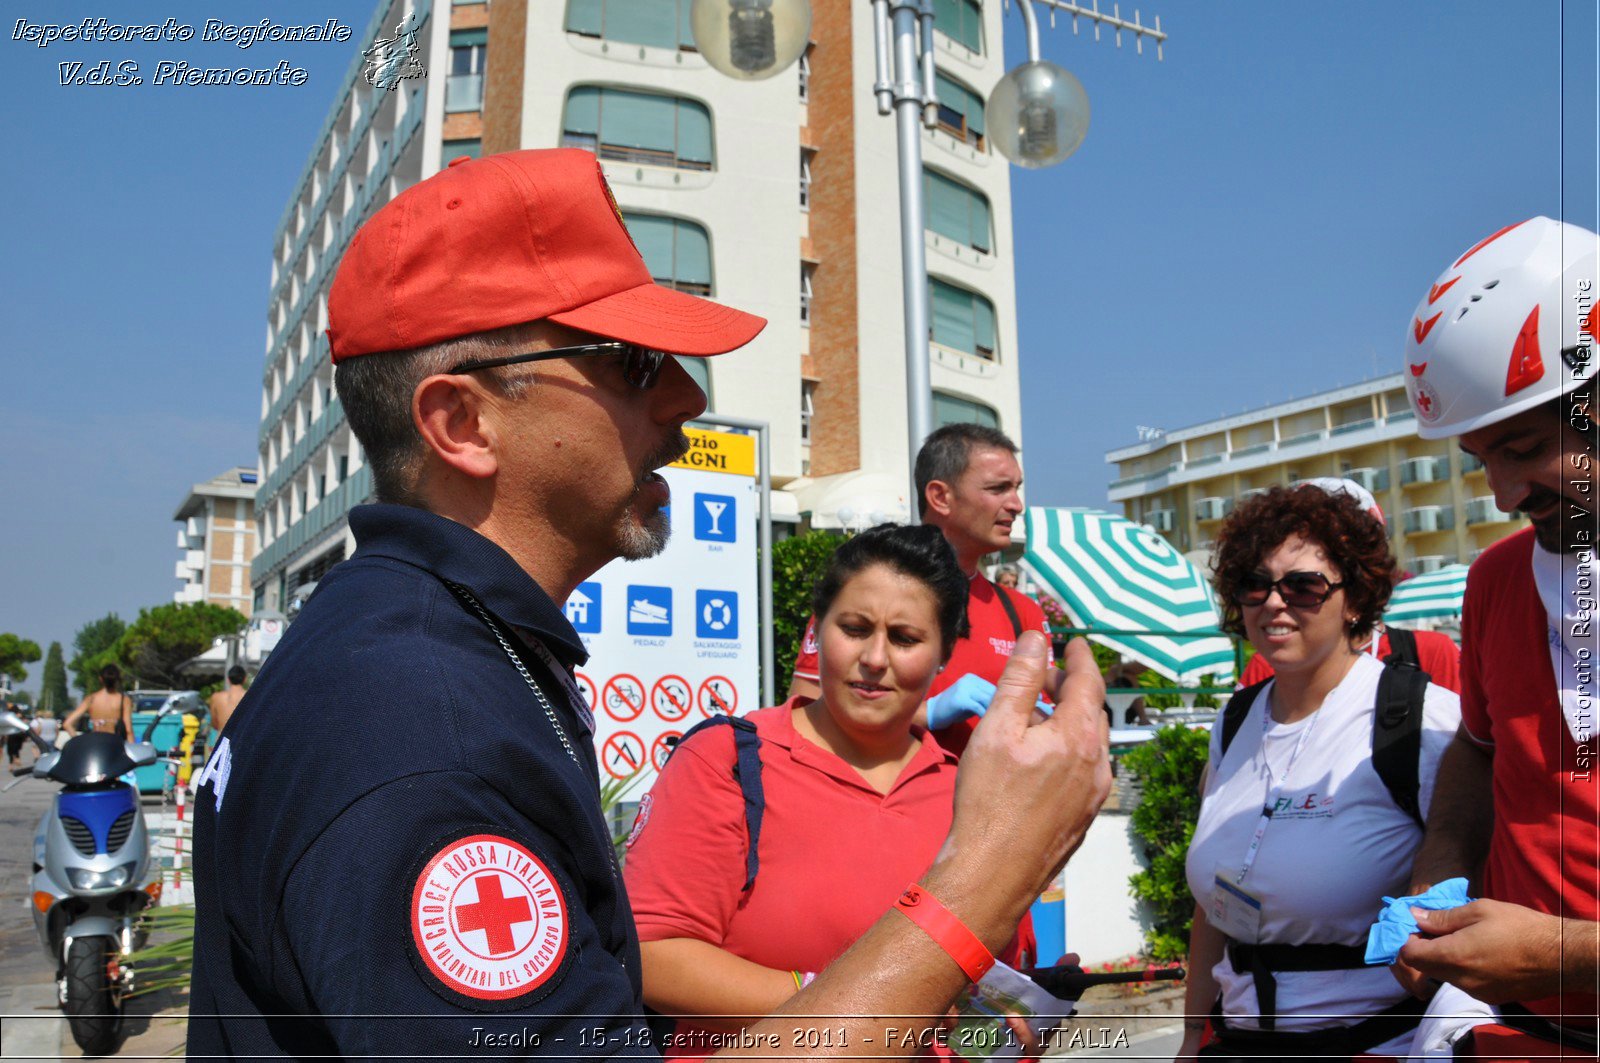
<box><xmin>1384</xmin><ymin>564</ymin><xmax>1469</xmax><ymax>622</ymax></box>
<box><xmin>1021</xmin><ymin>507</ymin><xmax>1236</xmax><ymax>684</ymax></box>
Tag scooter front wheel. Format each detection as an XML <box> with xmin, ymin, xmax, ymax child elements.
<box><xmin>63</xmin><ymin>935</ymin><xmax>122</xmax><ymax>1055</ymax></box>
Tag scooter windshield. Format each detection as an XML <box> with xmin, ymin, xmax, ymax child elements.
<box><xmin>51</xmin><ymin>733</ymin><xmax>138</xmax><ymax>785</ymax></box>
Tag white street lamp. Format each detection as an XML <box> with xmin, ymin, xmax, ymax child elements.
<box><xmin>690</xmin><ymin>0</ymin><xmax>813</xmax><ymax>81</ymax></box>
<box><xmin>988</xmin><ymin>59</ymin><xmax>1090</xmax><ymax>168</ymax></box>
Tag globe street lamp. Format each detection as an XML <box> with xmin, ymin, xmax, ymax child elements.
<box><xmin>690</xmin><ymin>0</ymin><xmax>813</xmax><ymax>81</ymax></box>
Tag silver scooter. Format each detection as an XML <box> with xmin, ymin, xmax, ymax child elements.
<box><xmin>2</xmin><ymin>706</ymin><xmax>173</xmax><ymax>1055</ymax></box>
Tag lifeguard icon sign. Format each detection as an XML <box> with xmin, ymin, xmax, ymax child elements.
<box><xmin>565</xmin><ymin>426</ymin><xmax>760</xmax><ymax>790</ymax></box>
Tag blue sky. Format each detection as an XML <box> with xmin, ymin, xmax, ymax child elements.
<box><xmin>1</xmin><ymin>0</ymin><xmax>1594</xmax><ymax>683</ymax></box>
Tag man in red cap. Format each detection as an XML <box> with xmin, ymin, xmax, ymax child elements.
<box><xmin>187</xmin><ymin>148</ymin><xmax>1111</xmax><ymax>1058</ymax></box>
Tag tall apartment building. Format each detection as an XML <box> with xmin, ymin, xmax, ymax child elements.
<box><xmin>252</xmin><ymin>0</ymin><xmax>1024</xmax><ymax>609</ymax></box>
<box><xmin>175</xmin><ymin>466</ymin><xmax>259</xmax><ymax>617</ymax></box>
<box><xmin>1104</xmin><ymin>373</ymin><xmax>1528</xmax><ymax>573</ymax></box>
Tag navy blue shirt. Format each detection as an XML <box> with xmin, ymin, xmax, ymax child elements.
<box><xmin>188</xmin><ymin>505</ymin><xmax>657</xmax><ymax>1058</ymax></box>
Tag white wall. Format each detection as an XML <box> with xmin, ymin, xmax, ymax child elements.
<box><xmin>1062</xmin><ymin>813</ymin><xmax>1154</xmax><ymax>965</ymax></box>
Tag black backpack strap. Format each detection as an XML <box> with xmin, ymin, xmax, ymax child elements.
<box><xmin>995</xmin><ymin>585</ymin><xmax>1025</xmax><ymax>638</ymax></box>
<box><xmin>1219</xmin><ymin>681</ymin><xmax>1269</xmax><ymax>760</ymax></box>
<box><xmin>1371</xmin><ymin>660</ymin><xmax>1430</xmax><ymax>829</ymax></box>
<box><xmin>670</xmin><ymin>715</ymin><xmax>764</xmax><ymax>891</ymax></box>
<box><xmin>1383</xmin><ymin>625</ymin><xmax>1421</xmax><ymax>671</ymax></box>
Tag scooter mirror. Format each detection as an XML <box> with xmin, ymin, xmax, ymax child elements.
<box><xmin>0</xmin><ymin>710</ymin><xmax>27</xmax><ymax>736</ymax></box>
<box><xmin>125</xmin><ymin>742</ymin><xmax>159</xmax><ymax>769</ymax></box>
<box><xmin>32</xmin><ymin>750</ymin><xmax>60</xmax><ymax>778</ymax></box>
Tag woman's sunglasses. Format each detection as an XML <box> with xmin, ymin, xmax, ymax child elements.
<box><xmin>448</xmin><ymin>341</ymin><xmax>668</xmax><ymax>390</ymax></box>
<box><xmin>1235</xmin><ymin>571</ymin><xmax>1344</xmax><ymax>608</ymax></box>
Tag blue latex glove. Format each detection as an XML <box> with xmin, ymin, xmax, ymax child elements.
<box><xmin>926</xmin><ymin>674</ymin><xmax>1054</xmax><ymax>730</ymax></box>
<box><xmin>926</xmin><ymin>674</ymin><xmax>998</xmax><ymax>730</ymax></box>
<box><xmin>1364</xmin><ymin>877</ymin><xmax>1473</xmax><ymax>964</ymax></box>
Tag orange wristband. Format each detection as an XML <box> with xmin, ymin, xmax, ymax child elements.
<box><xmin>893</xmin><ymin>884</ymin><xmax>994</xmax><ymax>981</ymax></box>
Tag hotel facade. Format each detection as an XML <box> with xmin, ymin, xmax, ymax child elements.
<box><xmin>253</xmin><ymin>0</ymin><xmax>1027</xmax><ymax>609</ymax></box>
<box><xmin>1105</xmin><ymin>373</ymin><xmax>1529</xmax><ymax>572</ymax></box>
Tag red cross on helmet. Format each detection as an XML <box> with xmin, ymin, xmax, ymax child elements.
<box><xmin>1403</xmin><ymin>216</ymin><xmax>1598</xmax><ymax>439</ymax></box>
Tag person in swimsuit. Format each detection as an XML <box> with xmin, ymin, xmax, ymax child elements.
<box><xmin>64</xmin><ymin>664</ymin><xmax>133</xmax><ymax>740</ymax></box>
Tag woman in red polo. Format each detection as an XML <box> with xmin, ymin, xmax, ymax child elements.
<box><xmin>624</xmin><ymin>524</ymin><xmax>1032</xmax><ymax>1056</ymax></box>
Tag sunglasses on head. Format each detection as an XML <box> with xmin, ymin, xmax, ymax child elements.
<box><xmin>448</xmin><ymin>341</ymin><xmax>669</xmax><ymax>390</ymax></box>
<box><xmin>1235</xmin><ymin>570</ymin><xmax>1344</xmax><ymax>608</ymax></box>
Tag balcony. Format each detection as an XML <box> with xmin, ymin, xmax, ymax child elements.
<box><xmin>1403</xmin><ymin>505</ymin><xmax>1454</xmax><ymax>535</ymax></box>
<box><xmin>1411</xmin><ymin>554</ymin><xmax>1458</xmax><ymax>574</ymax></box>
<box><xmin>1465</xmin><ymin>496</ymin><xmax>1513</xmax><ymax>525</ymax></box>
<box><xmin>1238</xmin><ymin>487</ymin><xmax>1270</xmax><ymax>503</ymax></box>
<box><xmin>184</xmin><ymin>549</ymin><xmax>206</xmax><ymax>569</ymax></box>
<box><xmin>1331</xmin><ymin>418</ymin><xmax>1376</xmax><ymax>437</ymax></box>
<box><xmin>1344</xmin><ymin>467</ymin><xmax>1389</xmax><ymax>493</ymax></box>
<box><xmin>1400</xmin><ymin>456</ymin><xmax>1449</xmax><ymax>485</ymax></box>
<box><xmin>1147</xmin><ymin>509</ymin><xmax>1175</xmax><ymax>532</ymax></box>
<box><xmin>1195</xmin><ymin>497</ymin><xmax>1230</xmax><ymax>522</ymax></box>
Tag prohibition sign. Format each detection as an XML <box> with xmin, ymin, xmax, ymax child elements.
<box><xmin>602</xmin><ymin>674</ymin><xmax>645</xmax><ymax>723</ymax></box>
<box><xmin>573</xmin><ymin>670</ymin><xmax>597</xmax><ymax>710</ymax></box>
<box><xmin>651</xmin><ymin>675</ymin><xmax>692</xmax><ymax>722</ymax></box>
<box><xmin>602</xmin><ymin>731</ymin><xmax>646</xmax><ymax>779</ymax></box>
<box><xmin>698</xmin><ymin>676</ymin><xmax>737</xmax><ymax>717</ymax></box>
<box><xmin>651</xmin><ymin>731</ymin><xmax>682</xmax><ymax>772</ymax></box>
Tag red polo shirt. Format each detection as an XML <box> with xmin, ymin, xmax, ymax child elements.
<box><xmin>625</xmin><ymin>698</ymin><xmax>1032</xmax><ymax>1056</ymax></box>
<box><xmin>1462</xmin><ymin>528</ymin><xmax>1599</xmax><ymax>1026</ymax></box>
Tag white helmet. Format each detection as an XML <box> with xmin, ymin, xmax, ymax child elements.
<box><xmin>1403</xmin><ymin>216</ymin><xmax>1598</xmax><ymax>439</ymax></box>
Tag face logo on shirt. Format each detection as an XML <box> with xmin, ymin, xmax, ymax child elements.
<box><xmin>410</xmin><ymin>834</ymin><xmax>568</xmax><ymax>1003</ymax></box>
<box><xmin>624</xmin><ymin>792</ymin><xmax>653</xmax><ymax>850</ymax></box>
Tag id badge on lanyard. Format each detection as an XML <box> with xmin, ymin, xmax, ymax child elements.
<box><xmin>1210</xmin><ymin>695</ymin><xmax>1317</xmax><ymax>942</ymax></box>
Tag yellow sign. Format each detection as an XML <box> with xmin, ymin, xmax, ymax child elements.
<box><xmin>670</xmin><ymin>427</ymin><xmax>756</xmax><ymax>477</ymax></box>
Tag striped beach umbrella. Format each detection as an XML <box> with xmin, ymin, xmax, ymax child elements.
<box><xmin>1384</xmin><ymin>564</ymin><xmax>1469</xmax><ymax>622</ymax></box>
<box><xmin>1021</xmin><ymin>507</ymin><xmax>1236</xmax><ymax>684</ymax></box>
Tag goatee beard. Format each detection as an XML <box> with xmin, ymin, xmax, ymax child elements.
<box><xmin>616</xmin><ymin>508</ymin><xmax>670</xmax><ymax>560</ymax></box>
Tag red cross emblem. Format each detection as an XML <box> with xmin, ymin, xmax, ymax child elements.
<box><xmin>411</xmin><ymin>834</ymin><xmax>568</xmax><ymax>1001</ymax></box>
<box><xmin>454</xmin><ymin>873</ymin><xmax>533</xmax><ymax>956</ymax></box>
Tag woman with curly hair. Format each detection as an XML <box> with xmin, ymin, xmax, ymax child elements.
<box><xmin>1175</xmin><ymin>484</ymin><xmax>1461</xmax><ymax>1061</ymax></box>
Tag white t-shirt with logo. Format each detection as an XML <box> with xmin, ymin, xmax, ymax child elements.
<box><xmin>1184</xmin><ymin>654</ymin><xmax>1460</xmax><ymax>1039</ymax></box>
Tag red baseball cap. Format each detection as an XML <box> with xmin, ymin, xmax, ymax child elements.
<box><xmin>326</xmin><ymin>148</ymin><xmax>766</xmax><ymax>361</ymax></box>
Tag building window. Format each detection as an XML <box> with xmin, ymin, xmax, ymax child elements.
<box><xmin>924</xmin><ymin>168</ymin><xmax>991</xmax><ymax>253</ymax></box>
<box><xmin>447</xmin><ymin>30</ymin><xmax>487</xmax><ymax>113</ymax></box>
<box><xmin>933</xmin><ymin>391</ymin><xmax>999</xmax><ymax>430</ymax></box>
<box><xmin>564</xmin><ymin>0</ymin><xmax>695</xmax><ymax>51</ymax></box>
<box><xmin>337</xmin><ymin>454</ymin><xmax>349</xmax><ymax>483</ymax></box>
<box><xmin>442</xmin><ymin>139</ymin><xmax>482</xmax><ymax>165</ymax></box>
<box><xmin>562</xmin><ymin>86</ymin><xmax>714</xmax><ymax>171</ymax></box>
<box><xmin>621</xmin><ymin>212</ymin><xmax>712</xmax><ymax>296</ymax></box>
<box><xmin>934</xmin><ymin>71</ymin><xmax>985</xmax><ymax>149</ymax></box>
<box><xmin>934</xmin><ymin>0</ymin><xmax>983</xmax><ymax>52</ymax></box>
<box><xmin>317</xmin><ymin>473</ymin><xmax>326</xmax><ymax>502</ymax></box>
<box><xmin>799</xmin><ymin>264</ymin><xmax>814</xmax><ymax>327</ymax></box>
<box><xmin>800</xmin><ymin>381</ymin><xmax>816</xmax><ymax>444</ymax></box>
<box><xmin>799</xmin><ymin>149</ymin><xmax>813</xmax><ymax>210</ymax></box>
<box><xmin>929</xmin><ymin>277</ymin><xmax>997</xmax><ymax>360</ymax></box>
<box><xmin>798</xmin><ymin>44</ymin><xmax>813</xmax><ymax>100</ymax></box>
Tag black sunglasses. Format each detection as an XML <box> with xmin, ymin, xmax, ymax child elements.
<box><xmin>1236</xmin><ymin>571</ymin><xmax>1344</xmax><ymax>609</ymax></box>
<box><xmin>448</xmin><ymin>341</ymin><xmax>668</xmax><ymax>390</ymax></box>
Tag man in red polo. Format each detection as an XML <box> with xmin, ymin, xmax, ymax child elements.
<box><xmin>1394</xmin><ymin>217</ymin><xmax>1599</xmax><ymax>1056</ymax></box>
<box><xmin>787</xmin><ymin>424</ymin><xmax>1060</xmax><ymax>755</ymax></box>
